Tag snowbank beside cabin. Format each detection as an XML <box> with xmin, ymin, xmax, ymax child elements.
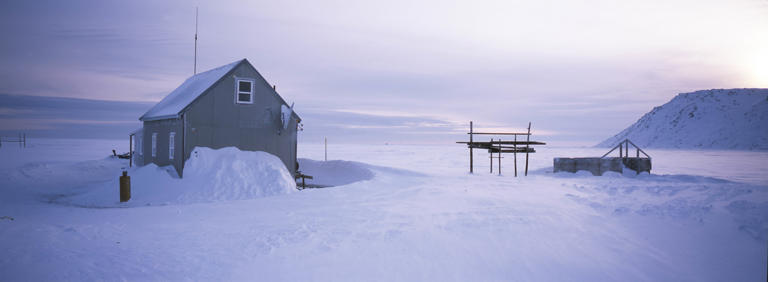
<box><xmin>297</xmin><ymin>158</ymin><xmax>375</xmax><ymax>187</ymax></box>
<box><xmin>61</xmin><ymin>147</ymin><xmax>295</xmax><ymax>207</ymax></box>
<box><xmin>598</xmin><ymin>88</ymin><xmax>768</xmax><ymax>150</ymax></box>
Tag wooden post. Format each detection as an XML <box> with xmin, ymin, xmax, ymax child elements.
<box><xmin>498</xmin><ymin>138</ymin><xmax>501</xmax><ymax>176</ymax></box>
<box><xmin>625</xmin><ymin>141</ymin><xmax>629</xmax><ymax>159</ymax></box>
<box><xmin>620</xmin><ymin>140</ymin><xmax>624</xmax><ymax>158</ymax></box>
<box><xmin>619</xmin><ymin>142</ymin><xmax>623</xmax><ymax>158</ymax></box>
<box><xmin>129</xmin><ymin>134</ymin><xmax>133</xmax><ymax>167</ymax></box>
<box><xmin>524</xmin><ymin>122</ymin><xmax>531</xmax><ymax>176</ymax></box>
<box><xmin>513</xmin><ymin>134</ymin><xmax>517</xmax><ymax>177</ymax></box>
<box><xmin>469</xmin><ymin>121</ymin><xmax>473</xmax><ymax>174</ymax></box>
<box><xmin>490</xmin><ymin>138</ymin><xmax>493</xmax><ymax>174</ymax></box>
<box><xmin>19</xmin><ymin>133</ymin><xmax>22</xmax><ymax>148</ymax></box>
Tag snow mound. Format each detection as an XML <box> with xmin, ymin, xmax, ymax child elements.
<box><xmin>61</xmin><ymin>147</ymin><xmax>295</xmax><ymax>207</ymax></box>
<box><xmin>297</xmin><ymin>158</ymin><xmax>375</xmax><ymax>187</ymax></box>
<box><xmin>597</xmin><ymin>88</ymin><xmax>768</xmax><ymax>150</ymax></box>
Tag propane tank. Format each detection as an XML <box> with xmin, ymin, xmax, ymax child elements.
<box><xmin>120</xmin><ymin>171</ymin><xmax>131</xmax><ymax>202</ymax></box>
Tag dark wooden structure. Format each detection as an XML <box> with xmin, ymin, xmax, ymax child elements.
<box><xmin>295</xmin><ymin>172</ymin><xmax>314</xmax><ymax>190</ymax></box>
<box><xmin>456</xmin><ymin>122</ymin><xmax>546</xmax><ymax>176</ymax></box>
<box><xmin>0</xmin><ymin>133</ymin><xmax>26</xmax><ymax>148</ymax></box>
<box><xmin>554</xmin><ymin>139</ymin><xmax>652</xmax><ymax>175</ymax></box>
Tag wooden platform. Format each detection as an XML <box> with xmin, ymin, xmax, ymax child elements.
<box><xmin>456</xmin><ymin>141</ymin><xmax>545</xmax><ymax>153</ymax></box>
<box><xmin>553</xmin><ymin>139</ymin><xmax>652</xmax><ymax>175</ymax></box>
<box><xmin>457</xmin><ymin>121</ymin><xmax>545</xmax><ymax>176</ymax></box>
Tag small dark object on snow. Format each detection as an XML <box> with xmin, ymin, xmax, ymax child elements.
<box><xmin>112</xmin><ymin>149</ymin><xmax>131</xmax><ymax>159</ymax></box>
<box><xmin>120</xmin><ymin>171</ymin><xmax>131</xmax><ymax>202</ymax></box>
<box><xmin>0</xmin><ymin>216</ymin><xmax>14</xmax><ymax>221</ymax></box>
<box><xmin>294</xmin><ymin>172</ymin><xmax>314</xmax><ymax>190</ymax></box>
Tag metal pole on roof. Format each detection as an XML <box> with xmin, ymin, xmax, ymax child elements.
<box><xmin>194</xmin><ymin>7</ymin><xmax>198</xmax><ymax>75</ymax></box>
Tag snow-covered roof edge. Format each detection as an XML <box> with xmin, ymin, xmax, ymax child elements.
<box><xmin>139</xmin><ymin>59</ymin><xmax>245</xmax><ymax>121</ymax></box>
<box><xmin>139</xmin><ymin>58</ymin><xmax>301</xmax><ymax>122</ymax></box>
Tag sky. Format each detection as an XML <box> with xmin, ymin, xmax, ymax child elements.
<box><xmin>0</xmin><ymin>0</ymin><xmax>767</xmax><ymax>145</ymax></box>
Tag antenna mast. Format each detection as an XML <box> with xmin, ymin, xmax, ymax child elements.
<box><xmin>194</xmin><ymin>7</ymin><xmax>198</xmax><ymax>75</ymax></box>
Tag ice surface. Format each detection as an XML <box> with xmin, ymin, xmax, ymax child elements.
<box><xmin>0</xmin><ymin>141</ymin><xmax>766</xmax><ymax>281</ymax></box>
<box><xmin>598</xmin><ymin>88</ymin><xmax>768</xmax><ymax>150</ymax></box>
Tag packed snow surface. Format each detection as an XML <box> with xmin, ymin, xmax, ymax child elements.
<box><xmin>60</xmin><ymin>147</ymin><xmax>295</xmax><ymax>207</ymax></box>
<box><xmin>598</xmin><ymin>88</ymin><xmax>768</xmax><ymax>150</ymax></box>
<box><xmin>297</xmin><ymin>158</ymin><xmax>375</xmax><ymax>187</ymax></box>
<box><xmin>1</xmin><ymin>140</ymin><xmax>767</xmax><ymax>281</ymax></box>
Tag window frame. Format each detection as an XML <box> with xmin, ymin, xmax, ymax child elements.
<box><xmin>169</xmin><ymin>132</ymin><xmax>175</xmax><ymax>160</ymax></box>
<box><xmin>235</xmin><ymin>78</ymin><xmax>255</xmax><ymax>104</ymax></box>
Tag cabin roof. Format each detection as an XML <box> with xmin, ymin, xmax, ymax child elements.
<box><xmin>140</xmin><ymin>59</ymin><xmax>243</xmax><ymax>121</ymax></box>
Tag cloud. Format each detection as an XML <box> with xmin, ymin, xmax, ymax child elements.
<box><xmin>0</xmin><ymin>94</ymin><xmax>150</xmax><ymax>138</ymax></box>
<box><xmin>0</xmin><ymin>0</ymin><xmax>765</xmax><ymax>144</ymax></box>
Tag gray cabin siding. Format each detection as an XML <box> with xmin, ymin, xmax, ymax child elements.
<box><xmin>181</xmin><ymin>62</ymin><xmax>298</xmax><ymax>176</ymax></box>
<box><xmin>138</xmin><ymin>59</ymin><xmax>300</xmax><ymax>178</ymax></box>
<box><xmin>142</xmin><ymin>118</ymin><xmax>184</xmax><ymax>176</ymax></box>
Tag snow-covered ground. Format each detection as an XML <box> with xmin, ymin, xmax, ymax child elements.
<box><xmin>1</xmin><ymin>139</ymin><xmax>767</xmax><ymax>281</ymax></box>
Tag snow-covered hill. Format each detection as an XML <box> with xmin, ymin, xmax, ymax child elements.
<box><xmin>598</xmin><ymin>88</ymin><xmax>768</xmax><ymax>150</ymax></box>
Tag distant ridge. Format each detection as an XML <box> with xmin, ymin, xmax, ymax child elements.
<box><xmin>597</xmin><ymin>88</ymin><xmax>768</xmax><ymax>150</ymax></box>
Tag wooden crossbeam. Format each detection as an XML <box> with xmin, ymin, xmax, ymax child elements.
<box><xmin>457</xmin><ymin>141</ymin><xmax>546</xmax><ymax>145</ymax></box>
<box><xmin>467</xmin><ymin>132</ymin><xmax>530</xmax><ymax>135</ymax></box>
<box><xmin>460</xmin><ymin>121</ymin><xmax>544</xmax><ymax>176</ymax></box>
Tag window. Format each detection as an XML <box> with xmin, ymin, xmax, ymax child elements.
<box><xmin>151</xmin><ymin>133</ymin><xmax>157</xmax><ymax>157</ymax></box>
<box><xmin>235</xmin><ymin>79</ymin><xmax>254</xmax><ymax>104</ymax></box>
<box><xmin>137</xmin><ymin>138</ymin><xmax>142</xmax><ymax>156</ymax></box>
<box><xmin>169</xmin><ymin>132</ymin><xmax>175</xmax><ymax>160</ymax></box>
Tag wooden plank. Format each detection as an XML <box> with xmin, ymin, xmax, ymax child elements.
<box><xmin>487</xmin><ymin>148</ymin><xmax>536</xmax><ymax>153</ymax></box>
<box><xmin>514</xmin><ymin>134</ymin><xmax>517</xmax><ymax>177</ymax></box>
<box><xmin>525</xmin><ymin>122</ymin><xmax>531</xmax><ymax>176</ymax></box>
<box><xmin>498</xmin><ymin>138</ymin><xmax>501</xmax><ymax>175</ymax></box>
<box><xmin>457</xmin><ymin>141</ymin><xmax>546</xmax><ymax>145</ymax></box>
<box><xmin>468</xmin><ymin>132</ymin><xmax>530</xmax><ymax>135</ymax></box>
<box><xmin>469</xmin><ymin>121</ymin><xmax>473</xmax><ymax>173</ymax></box>
<box><xmin>490</xmin><ymin>138</ymin><xmax>493</xmax><ymax>173</ymax></box>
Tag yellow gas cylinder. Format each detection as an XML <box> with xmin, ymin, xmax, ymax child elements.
<box><xmin>120</xmin><ymin>171</ymin><xmax>131</xmax><ymax>202</ymax></box>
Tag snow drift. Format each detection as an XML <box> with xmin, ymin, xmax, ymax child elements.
<box><xmin>297</xmin><ymin>158</ymin><xmax>375</xmax><ymax>187</ymax></box>
<box><xmin>598</xmin><ymin>88</ymin><xmax>768</xmax><ymax>150</ymax></box>
<box><xmin>61</xmin><ymin>147</ymin><xmax>295</xmax><ymax>207</ymax></box>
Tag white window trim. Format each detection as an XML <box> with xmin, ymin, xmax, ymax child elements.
<box><xmin>235</xmin><ymin>78</ymin><xmax>255</xmax><ymax>104</ymax></box>
<box><xmin>169</xmin><ymin>132</ymin><xmax>175</xmax><ymax>160</ymax></box>
<box><xmin>151</xmin><ymin>133</ymin><xmax>157</xmax><ymax>157</ymax></box>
